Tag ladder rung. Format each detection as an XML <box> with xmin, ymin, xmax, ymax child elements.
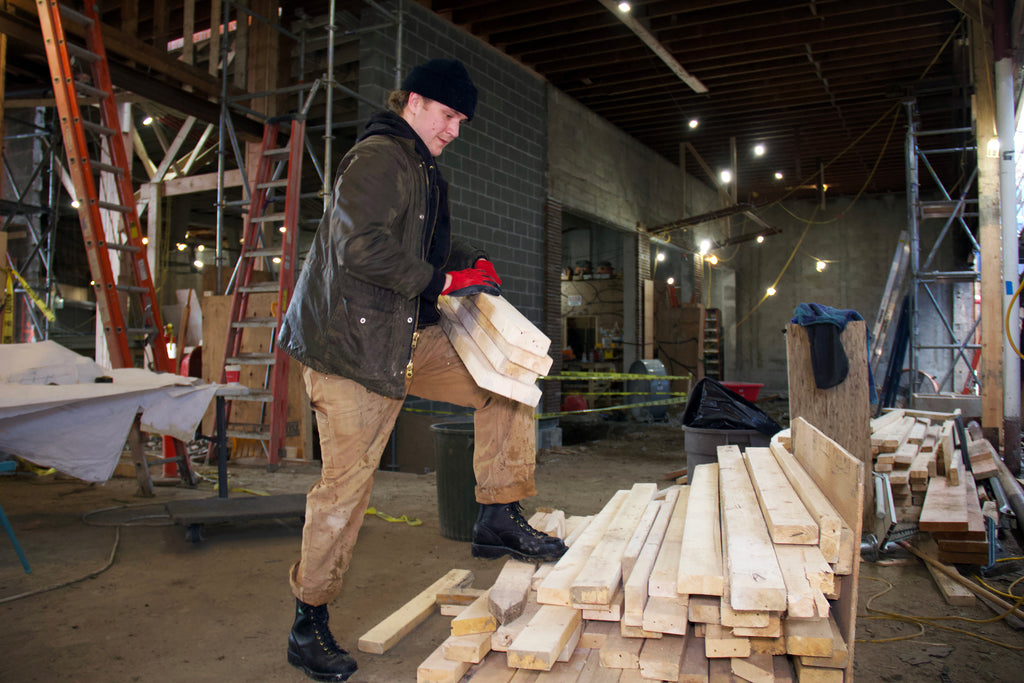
<box><xmin>66</xmin><ymin>42</ymin><xmax>101</xmax><ymax>63</ymax></box>
<box><xmin>226</xmin><ymin>353</ymin><xmax>276</xmax><ymax>365</ymax></box>
<box><xmin>97</xmin><ymin>200</ymin><xmax>131</xmax><ymax>213</ymax></box>
<box><xmin>106</xmin><ymin>242</ymin><xmax>141</xmax><ymax>253</ymax></box>
<box><xmin>263</xmin><ymin>146</ymin><xmax>290</xmax><ymax>158</ymax></box>
<box><xmin>239</xmin><ymin>282</ymin><xmax>280</xmax><ymax>294</ymax></box>
<box><xmin>232</xmin><ymin>316</ymin><xmax>278</xmax><ymax>328</ymax></box>
<box><xmin>81</xmin><ymin>119</ymin><xmax>116</xmax><ymax>137</ymax></box>
<box><xmin>253</xmin><ymin>213</ymin><xmax>286</xmax><ymax>223</ymax></box>
<box><xmin>74</xmin><ymin>82</ymin><xmax>109</xmax><ymax>100</ymax></box>
<box><xmin>225</xmin><ymin>428</ymin><xmax>271</xmax><ymax>440</ymax></box>
<box><xmin>231</xmin><ymin>389</ymin><xmax>273</xmax><ymax>402</ymax></box>
<box><xmin>245</xmin><ymin>247</ymin><xmax>281</xmax><ymax>259</ymax></box>
<box><xmin>257</xmin><ymin>179</ymin><xmax>289</xmax><ymax>190</ymax></box>
<box><xmin>116</xmin><ymin>284</ymin><xmax>148</xmax><ymax>294</ymax></box>
<box><xmin>58</xmin><ymin>4</ymin><xmax>95</xmax><ymax>28</ymax></box>
<box><xmin>90</xmin><ymin>160</ymin><xmax>123</xmax><ymax>176</ymax></box>
<box><xmin>126</xmin><ymin>327</ymin><xmax>157</xmax><ymax>336</ymax></box>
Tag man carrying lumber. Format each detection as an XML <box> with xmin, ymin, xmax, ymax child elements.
<box><xmin>277</xmin><ymin>58</ymin><xmax>567</xmax><ymax>682</ymax></box>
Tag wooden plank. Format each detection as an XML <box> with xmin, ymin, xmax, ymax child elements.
<box><xmin>418</xmin><ymin>638</ymin><xmax>473</xmax><ymax>682</ymax></box>
<box><xmin>768</xmin><ymin>442</ymin><xmax>842</xmax><ymax>563</ymax></box>
<box><xmin>791</xmin><ymin>657</ymin><xmax>843</xmax><ymax>683</ymax></box>
<box><xmin>580</xmin><ymin>620</ymin><xmax>614</xmax><ymax>649</ymax></box>
<box><xmin>539</xmin><ymin>490</ymin><xmax>629</xmax><ymax>606</ymax></box>
<box><xmin>464</xmin><ymin>294</ymin><xmax>551</xmax><ymax>356</ymax></box>
<box><xmin>783</xmin><ymin>616</ymin><xmax>833</xmax><ymax>657</ymax></box>
<box><xmin>621</xmin><ymin>500</ymin><xmax>661</xmax><ymax>582</ymax></box>
<box><xmin>571</xmin><ymin>483</ymin><xmax>658</xmax><ymax>605</ymax></box>
<box><xmin>718</xmin><ymin>445</ymin><xmax>787</xmax><ymax>612</ymax></box>
<box><xmin>466</xmin><ymin>652</ymin><xmax>518</xmax><ymax>682</ymax></box>
<box><xmin>580</xmin><ymin>591</ymin><xmax>624</xmax><ymax>622</ymax></box>
<box><xmin>968</xmin><ymin>438</ymin><xmax>1000</xmax><ymax>480</ymax></box>
<box><xmin>443</xmin><ymin>631</ymin><xmax>492</xmax><ymax>664</ymax></box>
<box><xmin>442</xmin><ymin>296</ymin><xmax>551</xmax><ymax>378</ymax></box>
<box><xmin>774</xmin><ymin>544</ymin><xmax>822</xmax><ymax>618</ymax></box>
<box><xmin>786</xmin><ymin>320</ymin><xmax>873</xmax><ymax>528</ymax></box>
<box><xmin>719</xmin><ymin>580</ymin><xmax>770</xmax><ymax>628</ymax></box>
<box><xmin>623</xmin><ymin>492</ymin><xmax>678</xmax><ymax>627</ymax></box>
<box><xmin>534</xmin><ymin>646</ymin><xmax>587</xmax><ymax>682</ymax></box>
<box><xmin>916</xmin><ymin>536</ymin><xmax>976</xmax><ymax>606</ymax></box>
<box><xmin>358</xmin><ymin>569</ymin><xmax>474</xmax><ymax>654</ymax></box>
<box><xmin>639</xmin><ymin>633</ymin><xmax>688</xmax><ymax>681</ymax></box>
<box><xmin>919</xmin><ymin>475</ymin><xmax>969</xmax><ymax>532</ymax></box>
<box><xmin>491</xmin><ymin>597</ymin><xmax>542</xmax><ymax>652</ymax></box>
<box><xmin>678</xmin><ymin>630</ymin><xmax>710</xmax><ymax>683</ymax></box>
<box><xmin>489</xmin><ymin>560</ymin><xmax>537</xmax><ymax>624</ymax></box>
<box><xmin>731</xmin><ymin>613</ymin><xmax>782</xmax><ymax>638</ymax></box>
<box><xmin>797</xmin><ymin>614</ymin><xmax>849</xmax><ymax>669</ymax></box>
<box><xmin>507</xmin><ymin>605</ymin><xmax>582</xmax><ymax>671</ymax></box>
<box><xmin>704</xmin><ymin>623</ymin><xmax>750</xmax><ymax>659</ymax></box>
<box><xmin>750</xmin><ymin>636</ymin><xmax>788</xmax><ymax>655</ymax></box>
<box><xmin>452</xmin><ymin>592</ymin><xmax>499</xmax><ymax>636</ymax></box>
<box><xmin>440</xmin><ymin>313</ymin><xmax>541</xmax><ymax>406</ymax></box>
<box><xmin>579</xmin><ymin>648</ymin><xmax>623</xmax><ymax>683</ymax></box>
<box><xmin>745</xmin><ymin>447</ymin><xmax>819</xmax><ymax>545</ymax></box>
<box><xmin>730</xmin><ymin>653</ymin><xmax>774</xmax><ymax>683</ymax></box>
<box><xmin>688</xmin><ymin>594</ymin><xmax>721</xmax><ymax>624</ymax></box>
<box><xmin>642</xmin><ymin>594</ymin><xmax>689</xmax><ymax>636</ymax></box>
<box><xmin>648</xmin><ymin>486</ymin><xmax>691</xmax><ymax>597</ymax></box>
<box><xmin>678</xmin><ymin>462</ymin><xmax>726</xmax><ymax>596</ymax></box>
<box><xmin>598</xmin><ymin>625</ymin><xmax>644</xmax><ymax>669</ymax></box>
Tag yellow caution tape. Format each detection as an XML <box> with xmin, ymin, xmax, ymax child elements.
<box><xmin>17</xmin><ymin>458</ymin><xmax>55</xmax><ymax>476</ymax></box>
<box><xmin>537</xmin><ymin>396</ymin><xmax>687</xmax><ymax>420</ymax></box>
<box><xmin>6</xmin><ymin>262</ymin><xmax>56</xmax><ymax>322</ymax></box>
<box><xmin>543</xmin><ymin>371</ymin><xmax>692</xmax><ymax>381</ymax></box>
<box><xmin>365</xmin><ymin>506</ymin><xmax>422</xmax><ymax>526</ymax></box>
<box><xmin>2</xmin><ymin>270</ymin><xmax>13</xmax><ymax>344</ymax></box>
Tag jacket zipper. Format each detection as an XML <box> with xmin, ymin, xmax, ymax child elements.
<box><xmin>405</xmin><ymin>162</ymin><xmax>443</xmax><ymax>380</ymax></box>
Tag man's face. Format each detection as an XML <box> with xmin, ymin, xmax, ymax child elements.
<box><xmin>403</xmin><ymin>93</ymin><xmax>467</xmax><ymax>157</ymax></box>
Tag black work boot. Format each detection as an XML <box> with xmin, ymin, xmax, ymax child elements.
<box><xmin>287</xmin><ymin>599</ymin><xmax>358</xmax><ymax>682</ymax></box>
<box><xmin>471</xmin><ymin>502</ymin><xmax>568</xmax><ymax>562</ymax></box>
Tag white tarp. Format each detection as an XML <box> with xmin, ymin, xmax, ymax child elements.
<box><xmin>0</xmin><ymin>341</ymin><xmax>219</xmax><ymax>482</ymax></box>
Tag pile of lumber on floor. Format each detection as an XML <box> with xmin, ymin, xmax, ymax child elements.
<box><xmin>359</xmin><ymin>418</ymin><xmax>862</xmax><ymax>682</ymax></box>
<box><xmin>438</xmin><ymin>294</ymin><xmax>553</xmax><ymax>407</ymax></box>
<box><xmin>868</xmin><ymin>408</ymin><xmax>1000</xmax><ymax>565</ymax></box>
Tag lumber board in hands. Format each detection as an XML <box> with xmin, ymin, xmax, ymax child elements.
<box><xmin>442</xmin><ymin>296</ymin><xmax>552</xmax><ymax>376</ymax></box>
<box><xmin>718</xmin><ymin>445</ymin><xmax>787</xmax><ymax>612</ymax></box>
<box><xmin>358</xmin><ymin>568</ymin><xmax>474</xmax><ymax>654</ymax></box>
<box><xmin>464</xmin><ymin>294</ymin><xmax>551</xmax><ymax>357</ymax></box>
<box><xmin>439</xmin><ymin>313</ymin><xmax>541</xmax><ymax>406</ymax></box>
<box><xmin>677</xmin><ymin>463</ymin><xmax>725</xmax><ymax>596</ymax></box>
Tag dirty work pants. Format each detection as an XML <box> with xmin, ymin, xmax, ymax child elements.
<box><xmin>289</xmin><ymin>325</ymin><xmax>538</xmax><ymax>606</ymax></box>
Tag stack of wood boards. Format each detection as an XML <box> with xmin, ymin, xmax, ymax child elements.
<box><xmin>868</xmin><ymin>408</ymin><xmax>999</xmax><ymax>564</ymax></box>
<box><xmin>438</xmin><ymin>294</ymin><xmax>553</xmax><ymax>407</ymax></box>
<box><xmin>359</xmin><ymin>417</ymin><xmax>862</xmax><ymax>682</ymax></box>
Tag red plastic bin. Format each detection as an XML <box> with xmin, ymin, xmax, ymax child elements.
<box><xmin>720</xmin><ymin>381</ymin><xmax>763</xmax><ymax>402</ymax></box>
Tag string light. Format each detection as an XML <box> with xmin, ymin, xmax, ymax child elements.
<box><xmin>719</xmin><ymin>169</ymin><xmax>732</xmax><ymax>184</ymax></box>
<box><xmin>656</xmin><ymin>252</ymin><xmax>666</xmax><ymax>262</ymax></box>
<box><xmin>699</xmin><ymin>239</ymin><xmax>711</xmax><ymax>255</ymax></box>
<box><xmin>617</xmin><ymin>1</ymin><xmax>631</xmax><ymax>12</ymax></box>
<box><xmin>666</xmin><ymin>276</ymin><xmax>675</xmax><ymax>285</ymax></box>
<box><xmin>816</xmin><ymin>260</ymin><xmax>827</xmax><ymax>272</ymax></box>
<box><xmin>756</xmin><ymin>235</ymin><xmax>765</xmax><ymax>244</ymax></box>
<box><xmin>707</xmin><ymin>255</ymin><xmax>719</xmax><ymax>265</ymax></box>
<box><xmin>766</xmin><ymin>286</ymin><xmax>777</xmax><ymax>296</ymax></box>
<box><xmin>688</xmin><ymin>118</ymin><xmax>699</xmax><ymax>129</ymax></box>
<box><xmin>142</xmin><ymin>116</ymin><xmax>154</xmax><ymax>126</ymax></box>
<box><xmin>753</xmin><ymin>143</ymin><xmax>765</xmax><ymax>156</ymax></box>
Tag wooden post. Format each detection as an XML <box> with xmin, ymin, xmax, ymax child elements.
<box><xmin>786</xmin><ymin>320</ymin><xmax>872</xmax><ymax>529</ymax></box>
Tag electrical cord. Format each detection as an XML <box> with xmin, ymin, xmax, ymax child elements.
<box><xmin>857</xmin><ymin>575</ymin><xmax>1024</xmax><ymax>650</ymax></box>
<box><xmin>0</xmin><ymin>526</ymin><xmax>120</xmax><ymax>605</ymax></box>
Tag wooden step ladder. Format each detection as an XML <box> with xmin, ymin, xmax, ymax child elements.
<box><xmin>218</xmin><ymin>115</ymin><xmax>306</xmax><ymax>465</ymax></box>
<box><xmin>37</xmin><ymin>0</ymin><xmax>193</xmax><ymax>490</ymax></box>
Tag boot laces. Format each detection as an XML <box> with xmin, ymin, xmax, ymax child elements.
<box><xmin>507</xmin><ymin>502</ymin><xmax>547</xmax><ymax>538</ymax></box>
<box><xmin>308</xmin><ymin>606</ymin><xmax>344</xmax><ymax>653</ymax></box>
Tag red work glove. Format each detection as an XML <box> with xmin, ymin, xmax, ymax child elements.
<box><xmin>474</xmin><ymin>259</ymin><xmax>502</xmax><ymax>288</ymax></box>
<box><xmin>441</xmin><ymin>267</ymin><xmax>501</xmax><ymax>297</ymax></box>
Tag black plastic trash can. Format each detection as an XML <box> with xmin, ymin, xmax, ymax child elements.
<box><xmin>430</xmin><ymin>422</ymin><xmax>478</xmax><ymax>542</ymax></box>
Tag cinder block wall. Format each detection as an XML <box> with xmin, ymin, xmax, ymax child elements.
<box><xmin>360</xmin><ymin>3</ymin><xmax>548</xmax><ymax>325</ymax></box>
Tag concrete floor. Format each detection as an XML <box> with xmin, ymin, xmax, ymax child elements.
<box><xmin>1</xmin><ymin>421</ymin><xmax>1023</xmax><ymax>682</ymax></box>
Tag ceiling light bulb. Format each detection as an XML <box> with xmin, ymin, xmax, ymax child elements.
<box><xmin>699</xmin><ymin>239</ymin><xmax>711</xmax><ymax>255</ymax></box>
<box><xmin>756</xmin><ymin>235</ymin><xmax>765</xmax><ymax>244</ymax></box>
<box><xmin>719</xmin><ymin>169</ymin><xmax>732</xmax><ymax>184</ymax></box>
<box><xmin>774</xmin><ymin>171</ymin><xmax>784</xmax><ymax>180</ymax></box>
<box><xmin>279</xmin><ymin>225</ymin><xmax>287</xmax><ymax>233</ymax></box>
<box><xmin>196</xmin><ymin>244</ymin><xmax>205</xmax><ymax>252</ymax></box>
<box><xmin>666</xmin><ymin>276</ymin><xmax>675</xmax><ymax>285</ymax></box>
<box><xmin>273</xmin><ymin>257</ymin><xmax>282</xmax><ymax>264</ymax></box>
<box><xmin>71</xmin><ymin>199</ymin><xmax>80</xmax><ymax>209</ymax></box>
<box><xmin>766</xmin><ymin>286</ymin><xmax>776</xmax><ymax>296</ymax></box>
<box><xmin>816</xmin><ymin>260</ymin><xmax>827</xmax><ymax>272</ymax></box>
<box><xmin>141</xmin><ymin>237</ymin><xmax>149</xmax><ymax>245</ymax></box>
<box><xmin>656</xmin><ymin>252</ymin><xmax>666</xmax><ymax>262</ymax></box>
<box><xmin>688</xmin><ymin>118</ymin><xmax>699</xmax><ymax>129</ymax></box>
<box><xmin>707</xmin><ymin>255</ymin><xmax>719</xmax><ymax>265</ymax></box>
<box><xmin>143</xmin><ymin>116</ymin><xmax>154</xmax><ymax>126</ymax></box>
<box><xmin>618</xmin><ymin>1</ymin><xmax>631</xmax><ymax>12</ymax></box>
<box><xmin>176</xmin><ymin>242</ymin><xmax>187</xmax><ymax>251</ymax></box>
<box><xmin>193</xmin><ymin>259</ymin><xmax>204</xmax><ymax>269</ymax></box>
<box><xmin>754</xmin><ymin>143</ymin><xmax>765</xmax><ymax>156</ymax></box>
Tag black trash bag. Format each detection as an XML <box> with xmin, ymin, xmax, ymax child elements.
<box><xmin>681</xmin><ymin>378</ymin><xmax>782</xmax><ymax>436</ymax></box>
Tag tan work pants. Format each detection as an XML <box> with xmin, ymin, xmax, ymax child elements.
<box><xmin>289</xmin><ymin>325</ymin><xmax>538</xmax><ymax>605</ymax></box>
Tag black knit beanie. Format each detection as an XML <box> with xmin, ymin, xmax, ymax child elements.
<box><xmin>400</xmin><ymin>59</ymin><xmax>478</xmax><ymax>120</ymax></box>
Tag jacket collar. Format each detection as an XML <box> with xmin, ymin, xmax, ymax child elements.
<box><xmin>360</xmin><ymin>111</ymin><xmax>434</xmax><ymax>166</ymax></box>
